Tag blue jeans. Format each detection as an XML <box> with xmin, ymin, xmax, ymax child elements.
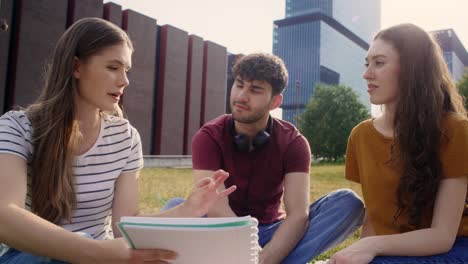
<box><xmin>0</xmin><ymin>250</ymin><xmax>68</xmax><ymax>264</ymax></box>
<box><xmin>370</xmin><ymin>236</ymin><xmax>468</xmax><ymax>264</ymax></box>
<box><xmin>0</xmin><ymin>233</ymin><xmax>92</xmax><ymax>264</ymax></box>
<box><xmin>163</xmin><ymin>189</ymin><xmax>365</xmax><ymax>264</ymax></box>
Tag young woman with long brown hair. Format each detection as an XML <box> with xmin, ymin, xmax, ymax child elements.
<box><xmin>328</xmin><ymin>23</ymin><xmax>467</xmax><ymax>263</ymax></box>
<box><xmin>0</xmin><ymin>17</ymin><xmax>235</xmax><ymax>263</ymax></box>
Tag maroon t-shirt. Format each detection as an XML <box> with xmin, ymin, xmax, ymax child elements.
<box><xmin>192</xmin><ymin>114</ymin><xmax>311</xmax><ymax>224</ymax></box>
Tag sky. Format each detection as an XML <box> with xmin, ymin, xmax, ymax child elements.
<box><xmin>105</xmin><ymin>0</ymin><xmax>468</xmax><ymax>118</ymax></box>
<box><xmin>105</xmin><ymin>0</ymin><xmax>468</xmax><ymax>55</ymax></box>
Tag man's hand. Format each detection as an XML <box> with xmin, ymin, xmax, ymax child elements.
<box><xmin>184</xmin><ymin>170</ymin><xmax>237</xmax><ymax>217</ymax></box>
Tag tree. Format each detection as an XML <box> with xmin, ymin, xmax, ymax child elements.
<box><xmin>457</xmin><ymin>69</ymin><xmax>468</xmax><ymax>111</ymax></box>
<box><xmin>299</xmin><ymin>84</ymin><xmax>370</xmax><ymax>161</ymax></box>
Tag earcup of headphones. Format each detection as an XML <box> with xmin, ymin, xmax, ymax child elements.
<box><xmin>233</xmin><ymin>134</ymin><xmax>250</xmax><ymax>152</ymax></box>
<box><xmin>252</xmin><ymin>131</ymin><xmax>270</xmax><ymax>149</ymax></box>
<box><xmin>230</xmin><ymin>115</ymin><xmax>272</xmax><ymax>152</ymax></box>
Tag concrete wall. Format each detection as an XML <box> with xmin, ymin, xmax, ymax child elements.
<box><xmin>184</xmin><ymin>35</ymin><xmax>204</xmax><ymax>155</ymax></box>
<box><xmin>201</xmin><ymin>41</ymin><xmax>227</xmax><ymax>125</ymax></box>
<box><xmin>103</xmin><ymin>2</ymin><xmax>122</xmax><ymax>26</ymax></box>
<box><xmin>69</xmin><ymin>0</ymin><xmax>103</xmax><ymax>24</ymax></box>
<box><xmin>0</xmin><ymin>1</ymin><xmax>229</xmax><ymax>155</ymax></box>
<box><xmin>144</xmin><ymin>155</ymin><xmax>192</xmax><ymax>168</ymax></box>
<box><xmin>122</xmin><ymin>10</ymin><xmax>158</xmax><ymax>155</ymax></box>
<box><xmin>0</xmin><ymin>0</ymin><xmax>14</xmax><ymax>113</ymax></box>
<box><xmin>11</xmin><ymin>0</ymin><xmax>68</xmax><ymax>109</ymax></box>
<box><xmin>154</xmin><ymin>25</ymin><xmax>188</xmax><ymax>155</ymax></box>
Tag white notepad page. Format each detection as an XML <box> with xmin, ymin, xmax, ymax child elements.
<box><xmin>118</xmin><ymin>216</ymin><xmax>259</xmax><ymax>264</ymax></box>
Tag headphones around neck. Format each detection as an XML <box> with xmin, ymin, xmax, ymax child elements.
<box><xmin>230</xmin><ymin>115</ymin><xmax>273</xmax><ymax>152</ymax></box>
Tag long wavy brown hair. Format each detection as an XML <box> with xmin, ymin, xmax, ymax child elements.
<box><xmin>25</xmin><ymin>18</ymin><xmax>133</xmax><ymax>224</ymax></box>
<box><xmin>375</xmin><ymin>24</ymin><xmax>467</xmax><ymax>229</ymax></box>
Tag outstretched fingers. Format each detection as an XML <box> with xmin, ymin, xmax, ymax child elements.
<box><xmin>194</xmin><ymin>170</ymin><xmax>236</xmax><ymax>198</ymax></box>
<box><xmin>212</xmin><ymin>169</ymin><xmax>228</xmax><ymax>180</ymax></box>
<box><xmin>212</xmin><ymin>170</ymin><xmax>229</xmax><ymax>188</ymax></box>
<box><xmin>219</xmin><ymin>185</ymin><xmax>237</xmax><ymax>197</ymax></box>
<box><xmin>195</xmin><ymin>170</ymin><xmax>228</xmax><ymax>190</ymax></box>
<box><xmin>212</xmin><ymin>170</ymin><xmax>237</xmax><ymax>196</ymax></box>
<box><xmin>195</xmin><ymin>176</ymin><xmax>213</xmax><ymax>188</ymax></box>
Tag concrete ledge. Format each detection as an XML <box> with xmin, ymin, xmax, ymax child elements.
<box><xmin>144</xmin><ymin>155</ymin><xmax>192</xmax><ymax>168</ymax></box>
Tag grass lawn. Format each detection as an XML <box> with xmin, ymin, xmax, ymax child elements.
<box><xmin>138</xmin><ymin>164</ymin><xmax>362</xmax><ymax>263</ymax></box>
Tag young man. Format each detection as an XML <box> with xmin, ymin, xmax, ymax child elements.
<box><xmin>173</xmin><ymin>53</ymin><xmax>364</xmax><ymax>263</ymax></box>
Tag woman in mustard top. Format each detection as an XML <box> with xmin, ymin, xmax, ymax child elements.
<box><xmin>328</xmin><ymin>24</ymin><xmax>468</xmax><ymax>263</ymax></box>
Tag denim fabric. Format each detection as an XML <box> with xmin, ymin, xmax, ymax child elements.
<box><xmin>0</xmin><ymin>250</ymin><xmax>69</xmax><ymax>264</ymax></box>
<box><xmin>258</xmin><ymin>189</ymin><xmax>364</xmax><ymax>264</ymax></box>
<box><xmin>370</xmin><ymin>236</ymin><xmax>468</xmax><ymax>264</ymax></box>
<box><xmin>161</xmin><ymin>196</ymin><xmax>186</xmax><ymax>211</ymax></box>
<box><xmin>163</xmin><ymin>189</ymin><xmax>365</xmax><ymax>264</ymax></box>
<box><xmin>0</xmin><ymin>232</ymin><xmax>93</xmax><ymax>264</ymax></box>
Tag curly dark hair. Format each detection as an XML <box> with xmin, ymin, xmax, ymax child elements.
<box><xmin>375</xmin><ymin>24</ymin><xmax>466</xmax><ymax>230</ymax></box>
<box><xmin>232</xmin><ymin>53</ymin><xmax>288</xmax><ymax>95</ymax></box>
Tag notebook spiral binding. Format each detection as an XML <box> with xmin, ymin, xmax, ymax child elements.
<box><xmin>250</xmin><ymin>218</ymin><xmax>260</xmax><ymax>264</ymax></box>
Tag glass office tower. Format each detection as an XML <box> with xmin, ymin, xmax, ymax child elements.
<box><xmin>275</xmin><ymin>0</ymin><xmax>381</xmax><ymax>124</ymax></box>
<box><xmin>432</xmin><ymin>29</ymin><xmax>468</xmax><ymax>82</ymax></box>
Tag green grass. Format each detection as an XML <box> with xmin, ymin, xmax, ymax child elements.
<box><xmin>138</xmin><ymin>165</ymin><xmax>362</xmax><ymax>263</ymax></box>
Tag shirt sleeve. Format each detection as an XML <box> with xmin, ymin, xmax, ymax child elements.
<box><xmin>441</xmin><ymin>117</ymin><xmax>468</xmax><ymax>179</ymax></box>
<box><xmin>284</xmin><ymin>135</ymin><xmax>311</xmax><ymax>174</ymax></box>
<box><xmin>191</xmin><ymin>129</ymin><xmax>222</xmax><ymax>171</ymax></box>
<box><xmin>122</xmin><ymin>126</ymin><xmax>144</xmax><ymax>172</ymax></box>
<box><xmin>0</xmin><ymin>112</ymin><xmax>32</xmax><ymax>161</ymax></box>
<box><xmin>345</xmin><ymin>127</ymin><xmax>361</xmax><ymax>183</ymax></box>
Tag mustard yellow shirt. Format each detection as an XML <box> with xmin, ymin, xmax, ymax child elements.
<box><xmin>346</xmin><ymin>113</ymin><xmax>468</xmax><ymax>236</ymax></box>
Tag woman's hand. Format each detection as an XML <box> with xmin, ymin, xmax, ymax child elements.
<box><xmin>88</xmin><ymin>238</ymin><xmax>177</xmax><ymax>264</ymax></box>
<box><xmin>327</xmin><ymin>237</ymin><xmax>378</xmax><ymax>264</ymax></box>
<box><xmin>184</xmin><ymin>169</ymin><xmax>237</xmax><ymax>217</ymax></box>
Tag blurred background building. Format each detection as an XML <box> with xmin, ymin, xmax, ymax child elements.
<box><xmin>273</xmin><ymin>0</ymin><xmax>381</xmax><ymax>124</ymax></box>
<box><xmin>432</xmin><ymin>29</ymin><xmax>468</xmax><ymax>82</ymax></box>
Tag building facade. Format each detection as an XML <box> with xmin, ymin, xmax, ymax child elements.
<box><xmin>275</xmin><ymin>0</ymin><xmax>381</xmax><ymax>124</ymax></box>
<box><xmin>432</xmin><ymin>29</ymin><xmax>468</xmax><ymax>82</ymax></box>
<box><xmin>0</xmin><ymin>0</ymin><xmax>228</xmax><ymax>155</ymax></box>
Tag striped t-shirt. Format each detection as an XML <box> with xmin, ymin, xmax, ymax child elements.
<box><xmin>0</xmin><ymin>110</ymin><xmax>144</xmax><ymax>256</ymax></box>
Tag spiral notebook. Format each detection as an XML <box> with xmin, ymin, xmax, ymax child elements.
<box><xmin>118</xmin><ymin>216</ymin><xmax>259</xmax><ymax>264</ymax></box>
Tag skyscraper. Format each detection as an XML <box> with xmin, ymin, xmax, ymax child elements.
<box><xmin>274</xmin><ymin>0</ymin><xmax>381</xmax><ymax>124</ymax></box>
<box><xmin>432</xmin><ymin>29</ymin><xmax>468</xmax><ymax>83</ymax></box>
